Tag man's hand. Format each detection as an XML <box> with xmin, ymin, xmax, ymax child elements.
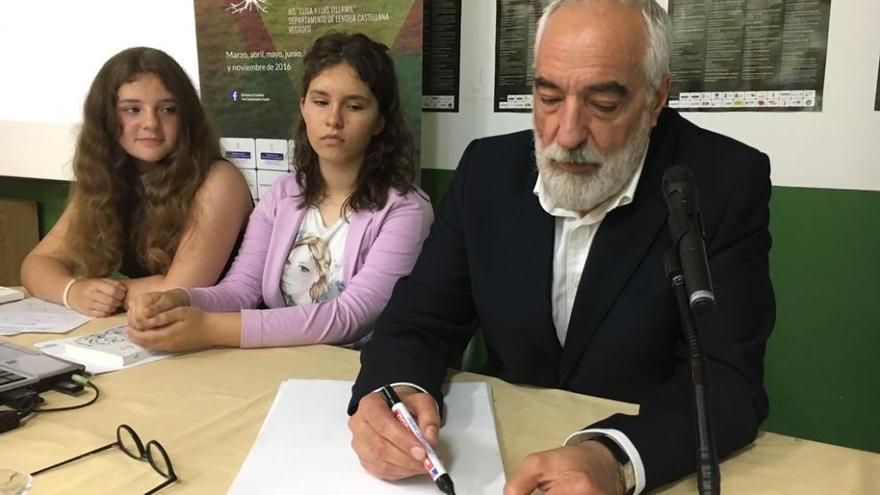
<box><xmin>67</xmin><ymin>278</ymin><xmax>127</xmax><ymax>317</ymax></box>
<box><xmin>504</xmin><ymin>441</ymin><xmax>624</xmax><ymax>495</ymax></box>
<box><xmin>348</xmin><ymin>387</ymin><xmax>441</xmax><ymax>480</ymax></box>
<box><xmin>127</xmin><ymin>289</ymin><xmax>190</xmax><ymax>331</ymax></box>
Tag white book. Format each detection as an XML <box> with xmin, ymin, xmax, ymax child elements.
<box><xmin>64</xmin><ymin>325</ymin><xmax>152</xmax><ymax>367</ymax></box>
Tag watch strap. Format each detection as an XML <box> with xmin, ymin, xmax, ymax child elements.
<box><xmin>591</xmin><ymin>435</ymin><xmax>636</xmax><ymax>495</ymax></box>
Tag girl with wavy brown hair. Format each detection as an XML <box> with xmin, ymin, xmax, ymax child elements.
<box><xmin>126</xmin><ymin>32</ymin><xmax>433</xmax><ymax>352</ymax></box>
<box><xmin>21</xmin><ymin>47</ymin><xmax>253</xmax><ymax>317</ymax></box>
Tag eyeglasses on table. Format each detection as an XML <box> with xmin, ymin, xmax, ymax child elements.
<box><xmin>30</xmin><ymin>424</ymin><xmax>177</xmax><ymax>495</ymax></box>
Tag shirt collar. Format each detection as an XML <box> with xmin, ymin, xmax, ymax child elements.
<box><xmin>533</xmin><ymin>144</ymin><xmax>648</xmax><ymax>222</ymax></box>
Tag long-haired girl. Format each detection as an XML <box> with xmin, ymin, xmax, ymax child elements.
<box><xmin>21</xmin><ymin>47</ymin><xmax>253</xmax><ymax>316</ymax></box>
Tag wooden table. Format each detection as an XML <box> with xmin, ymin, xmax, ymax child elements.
<box><xmin>2</xmin><ymin>316</ymin><xmax>878</xmax><ymax>494</ymax></box>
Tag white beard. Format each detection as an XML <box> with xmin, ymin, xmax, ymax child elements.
<box><xmin>534</xmin><ymin>111</ymin><xmax>651</xmax><ymax>213</ymax></box>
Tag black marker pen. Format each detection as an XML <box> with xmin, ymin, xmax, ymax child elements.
<box><xmin>380</xmin><ymin>385</ymin><xmax>456</xmax><ymax>495</ymax></box>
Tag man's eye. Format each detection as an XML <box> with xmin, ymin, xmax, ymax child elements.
<box><xmin>592</xmin><ymin>102</ymin><xmax>618</xmax><ymax>113</ymax></box>
<box><xmin>539</xmin><ymin>96</ymin><xmax>562</xmax><ymax>106</ymax></box>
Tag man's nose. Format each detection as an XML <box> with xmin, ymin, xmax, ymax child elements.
<box><xmin>555</xmin><ymin>97</ymin><xmax>589</xmax><ymax>150</ymax></box>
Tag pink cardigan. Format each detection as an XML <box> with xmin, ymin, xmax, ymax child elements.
<box><xmin>186</xmin><ymin>174</ymin><xmax>433</xmax><ymax>348</ymax></box>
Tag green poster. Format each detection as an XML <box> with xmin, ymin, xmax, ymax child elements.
<box><xmin>193</xmin><ymin>0</ymin><xmax>422</xmax><ymax>187</ymax></box>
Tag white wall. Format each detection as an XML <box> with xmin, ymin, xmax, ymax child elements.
<box><xmin>0</xmin><ymin>0</ymin><xmax>199</xmax><ymax>181</ymax></box>
<box><xmin>1</xmin><ymin>0</ymin><xmax>879</xmax><ymax>192</ymax></box>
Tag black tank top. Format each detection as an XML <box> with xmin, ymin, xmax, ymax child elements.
<box><xmin>117</xmin><ymin>227</ymin><xmax>245</xmax><ymax>282</ymax></box>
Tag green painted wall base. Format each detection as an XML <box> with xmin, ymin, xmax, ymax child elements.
<box><xmin>2</xmin><ymin>172</ymin><xmax>878</xmax><ymax>453</ymax></box>
<box><xmin>763</xmin><ymin>187</ymin><xmax>880</xmax><ymax>453</ymax></box>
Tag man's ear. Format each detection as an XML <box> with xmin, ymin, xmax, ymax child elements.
<box><xmin>650</xmin><ymin>74</ymin><xmax>671</xmax><ymax>127</ymax></box>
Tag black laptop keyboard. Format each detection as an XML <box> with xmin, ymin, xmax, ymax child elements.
<box><xmin>0</xmin><ymin>368</ymin><xmax>28</xmax><ymax>386</ymax></box>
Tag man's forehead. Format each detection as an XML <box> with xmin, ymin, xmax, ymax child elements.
<box><xmin>537</xmin><ymin>1</ymin><xmax>647</xmax><ymax>57</ymax></box>
<box><xmin>535</xmin><ymin>1</ymin><xmax>647</xmax><ymax>83</ymax></box>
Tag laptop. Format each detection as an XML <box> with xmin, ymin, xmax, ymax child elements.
<box><xmin>0</xmin><ymin>340</ymin><xmax>85</xmax><ymax>394</ymax></box>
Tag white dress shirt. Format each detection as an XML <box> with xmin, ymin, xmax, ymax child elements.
<box><xmin>533</xmin><ymin>164</ymin><xmax>643</xmax><ymax>346</ymax></box>
<box><xmin>533</xmin><ymin>158</ymin><xmax>648</xmax><ymax>495</ymax></box>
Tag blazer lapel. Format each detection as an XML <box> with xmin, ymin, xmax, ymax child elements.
<box><xmin>508</xmin><ymin>146</ymin><xmax>563</xmax><ymax>363</ymax></box>
<box><xmin>558</xmin><ymin>115</ymin><xmax>676</xmax><ymax>383</ymax></box>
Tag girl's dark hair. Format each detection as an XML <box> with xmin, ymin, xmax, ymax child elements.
<box><xmin>294</xmin><ymin>32</ymin><xmax>416</xmax><ymax>211</ymax></box>
<box><xmin>67</xmin><ymin>46</ymin><xmax>222</xmax><ymax>277</ymax></box>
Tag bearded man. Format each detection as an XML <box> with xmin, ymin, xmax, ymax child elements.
<box><xmin>348</xmin><ymin>0</ymin><xmax>775</xmax><ymax>493</ymax></box>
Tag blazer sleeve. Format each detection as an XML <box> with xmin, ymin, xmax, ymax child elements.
<box><xmin>238</xmin><ymin>191</ymin><xmax>434</xmax><ymax>348</ymax></box>
<box><xmin>349</xmin><ymin>142</ymin><xmax>484</xmax><ymax>413</ymax></box>
<box><xmin>185</xmin><ymin>180</ymin><xmax>279</xmax><ymax>311</ymax></box>
<box><xmin>588</xmin><ymin>151</ymin><xmax>775</xmax><ymax>490</ymax></box>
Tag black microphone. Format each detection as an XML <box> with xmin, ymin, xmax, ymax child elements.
<box><xmin>662</xmin><ymin>165</ymin><xmax>715</xmax><ymax>314</ymax></box>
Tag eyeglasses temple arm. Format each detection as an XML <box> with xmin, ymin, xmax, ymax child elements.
<box><xmin>30</xmin><ymin>441</ymin><xmax>117</xmax><ymax>476</ymax></box>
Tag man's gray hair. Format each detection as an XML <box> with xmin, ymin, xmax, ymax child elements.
<box><xmin>534</xmin><ymin>0</ymin><xmax>673</xmax><ymax>93</ymax></box>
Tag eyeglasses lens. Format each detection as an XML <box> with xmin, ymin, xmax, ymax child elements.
<box><xmin>117</xmin><ymin>426</ymin><xmax>144</xmax><ymax>460</ymax></box>
<box><xmin>146</xmin><ymin>442</ymin><xmax>172</xmax><ymax>479</ymax></box>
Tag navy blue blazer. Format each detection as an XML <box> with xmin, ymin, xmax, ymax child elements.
<box><xmin>350</xmin><ymin>108</ymin><xmax>775</xmax><ymax>490</ymax></box>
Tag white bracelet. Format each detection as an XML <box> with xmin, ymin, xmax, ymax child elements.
<box><xmin>62</xmin><ymin>278</ymin><xmax>79</xmax><ymax>308</ymax></box>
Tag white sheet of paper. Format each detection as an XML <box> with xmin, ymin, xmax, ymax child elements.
<box><xmin>33</xmin><ymin>324</ymin><xmax>171</xmax><ymax>374</ymax></box>
<box><xmin>0</xmin><ymin>298</ymin><xmax>92</xmax><ymax>335</ymax></box>
<box><xmin>227</xmin><ymin>380</ymin><xmax>506</xmax><ymax>495</ymax></box>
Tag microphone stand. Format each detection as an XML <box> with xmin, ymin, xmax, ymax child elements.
<box><xmin>664</xmin><ymin>251</ymin><xmax>721</xmax><ymax>495</ymax></box>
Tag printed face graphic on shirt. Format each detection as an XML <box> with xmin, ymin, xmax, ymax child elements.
<box><xmin>284</xmin><ymin>235</ymin><xmax>332</xmax><ymax>305</ymax></box>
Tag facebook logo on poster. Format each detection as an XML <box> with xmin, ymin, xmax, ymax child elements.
<box><xmin>229</xmin><ymin>89</ymin><xmax>240</xmax><ymax>102</ymax></box>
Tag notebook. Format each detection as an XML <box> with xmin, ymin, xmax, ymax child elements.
<box><xmin>0</xmin><ymin>341</ymin><xmax>85</xmax><ymax>394</ymax></box>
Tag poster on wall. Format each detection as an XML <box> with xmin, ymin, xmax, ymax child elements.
<box><xmin>193</xmin><ymin>0</ymin><xmax>423</xmax><ymax>198</ymax></box>
<box><xmin>667</xmin><ymin>0</ymin><xmax>831</xmax><ymax>112</ymax></box>
<box><xmin>493</xmin><ymin>0</ymin><xmax>548</xmax><ymax>112</ymax></box>
<box><xmin>422</xmin><ymin>0</ymin><xmax>461</xmax><ymax>112</ymax></box>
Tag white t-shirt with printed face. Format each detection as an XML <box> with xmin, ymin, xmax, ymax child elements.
<box><xmin>280</xmin><ymin>206</ymin><xmax>349</xmax><ymax>306</ymax></box>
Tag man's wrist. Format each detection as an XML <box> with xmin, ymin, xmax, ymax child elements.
<box><xmin>590</xmin><ymin>435</ymin><xmax>635</xmax><ymax>495</ymax></box>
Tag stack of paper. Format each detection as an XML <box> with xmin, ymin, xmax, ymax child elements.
<box><xmin>228</xmin><ymin>380</ymin><xmax>506</xmax><ymax>494</ymax></box>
